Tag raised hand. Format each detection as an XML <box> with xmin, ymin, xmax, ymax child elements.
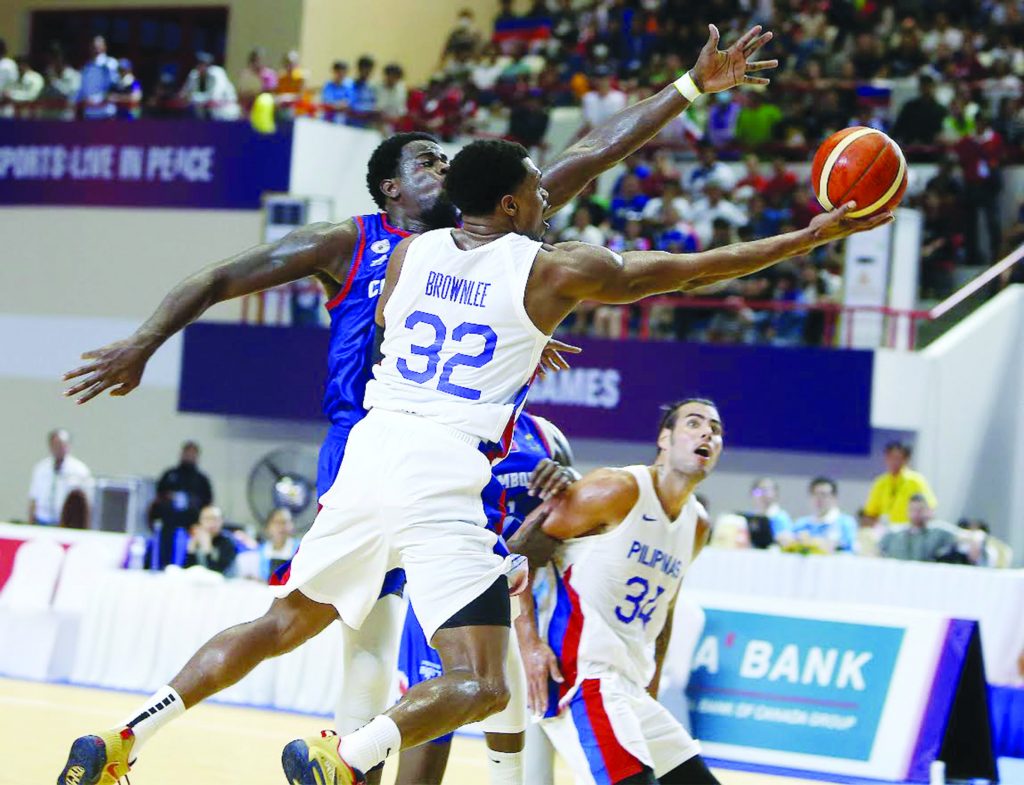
<box><xmin>691</xmin><ymin>24</ymin><xmax>778</xmax><ymax>94</ymax></box>
<box><xmin>807</xmin><ymin>201</ymin><xmax>895</xmax><ymax>244</ymax></box>
<box><xmin>536</xmin><ymin>337</ymin><xmax>582</xmax><ymax>379</ymax></box>
<box><xmin>527</xmin><ymin>458</ymin><xmax>577</xmax><ymax>500</ymax></box>
<box><xmin>63</xmin><ymin>337</ymin><xmax>153</xmax><ymax>404</ymax></box>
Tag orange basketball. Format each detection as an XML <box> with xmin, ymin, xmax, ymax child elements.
<box><xmin>811</xmin><ymin>127</ymin><xmax>908</xmax><ymax>218</ymax></box>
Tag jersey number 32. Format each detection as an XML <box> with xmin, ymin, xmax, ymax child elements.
<box><xmin>397</xmin><ymin>310</ymin><xmax>497</xmax><ymax>401</ymax></box>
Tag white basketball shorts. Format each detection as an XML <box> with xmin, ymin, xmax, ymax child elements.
<box><xmin>272</xmin><ymin>408</ymin><xmax>510</xmax><ymax>642</ymax></box>
<box><xmin>541</xmin><ymin>673</ymin><xmax>701</xmax><ymax>784</ymax></box>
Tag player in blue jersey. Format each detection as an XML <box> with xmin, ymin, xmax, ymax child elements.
<box><xmin>394</xmin><ymin>411</ymin><xmax>576</xmax><ymax>785</ymax></box>
<box><xmin>58</xmin><ymin>23</ymin><xmax>779</xmax><ymax>785</ymax></box>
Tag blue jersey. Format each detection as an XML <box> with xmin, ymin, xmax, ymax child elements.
<box><xmin>490</xmin><ymin>413</ymin><xmax>557</xmax><ymax>541</ymax></box>
<box><xmin>321</xmin><ymin>212</ymin><xmax>410</xmax><ymax>430</ymax></box>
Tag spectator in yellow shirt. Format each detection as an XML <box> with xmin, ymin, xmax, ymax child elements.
<box><xmin>863</xmin><ymin>441</ymin><xmax>938</xmax><ymax>525</ymax></box>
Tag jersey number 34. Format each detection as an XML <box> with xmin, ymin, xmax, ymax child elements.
<box><xmin>615</xmin><ymin>576</ymin><xmax>665</xmax><ymax>627</ymax></box>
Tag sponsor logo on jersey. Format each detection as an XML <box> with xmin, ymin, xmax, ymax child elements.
<box><xmin>642</xmin><ymin>513</ymin><xmax>657</xmax><ymax>522</ymax></box>
<box><xmin>371</xmin><ymin>239</ymin><xmax>391</xmax><ymax>254</ymax></box>
<box><xmin>369</xmin><ymin>254</ymin><xmax>389</xmax><ymax>267</ymax></box>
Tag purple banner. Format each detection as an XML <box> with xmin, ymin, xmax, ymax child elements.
<box><xmin>180</xmin><ymin>325</ymin><xmax>873</xmax><ymax>454</ymax></box>
<box><xmin>0</xmin><ymin>120</ymin><xmax>291</xmax><ymax>209</ymax></box>
<box><xmin>527</xmin><ymin>337</ymin><xmax>873</xmax><ymax>454</ymax></box>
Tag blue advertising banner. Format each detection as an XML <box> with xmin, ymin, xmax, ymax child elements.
<box><xmin>687</xmin><ymin>609</ymin><xmax>904</xmax><ymax>761</ymax></box>
<box><xmin>0</xmin><ymin>120</ymin><xmax>292</xmax><ymax>209</ymax></box>
<box><xmin>178</xmin><ymin>325</ymin><xmax>874</xmax><ymax>454</ymax></box>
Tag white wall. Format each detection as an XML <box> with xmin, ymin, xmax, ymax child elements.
<box><xmin>916</xmin><ymin>287</ymin><xmax>1024</xmax><ymax>556</ymax></box>
<box><xmin>0</xmin><ymin>206</ymin><xmax>320</xmax><ymax>528</ymax></box>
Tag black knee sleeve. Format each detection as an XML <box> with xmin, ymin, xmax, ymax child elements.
<box><xmin>659</xmin><ymin>755</ymin><xmax>720</xmax><ymax>784</ymax></box>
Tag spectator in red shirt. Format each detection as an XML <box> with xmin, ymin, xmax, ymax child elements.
<box><xmin>735</xmin><ymin>153</ymin><xmax>767</xmax><ymax>196</ymax></box>
<box><xmin>763</xmin><ymin>157</ymin><xmax>798</xmax><ymax>204</ymax></box>
<box><xmin>955</xmin><ymin>115</ymin><xmax>1005</xmax><ymax>265</ymax></box>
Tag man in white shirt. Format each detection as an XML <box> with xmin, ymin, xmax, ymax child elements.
<box><xmin>181</xmin><ymin>51</ymin><xmax>240</xmax><ymax>120</ymax></box>
<box><xmin>686</xmin><ymin>141</ymin><xmax>737</xmax><ymax>196</ymax></box>
<box><xmin>580</xmin><ymin>66</ymin><xmax>627</xmax><ymax>135</ymax></box>
<box><xmin>6</xmin><ymin>56</ymin><xmax>45</xmax><ymax>105</ymax></box>
<box><xmin>689</xmin><ymin>181</ymin><xmax>748</xmax><ymax>247</ymax></box>
<box><xmin>28</xmin><ymin>429</ymin><xmax>93</xmax><ymax>526</ymax></box>
<box><xmin>0</xmin><ymin>39</ymin><xmax>17</xmax><ymax>95</ymax></box>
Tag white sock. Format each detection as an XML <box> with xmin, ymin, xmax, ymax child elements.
<box><xmin>338</xmin><ymin>715</ymin><xmax>401</xmax><ymax>774</ymax></box>
<box><xmin>120</xmin><ymin>686</ymin><xmax>185</xmax><ymax>758</ymax></box>
<box><xmin>487</xmin><ymin>749</ymin><xmax>524</xmax><ymax>785</ymax></box>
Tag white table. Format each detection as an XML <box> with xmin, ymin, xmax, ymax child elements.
<box><xmin>686</xmin><ymin>548</ymin><xmax>1024</xmax><ymax>685</ymax></box>
<box><xmin>71</xmin><ymin>570</ymin><xmax>345</xmax><ymax>715</ymax></box>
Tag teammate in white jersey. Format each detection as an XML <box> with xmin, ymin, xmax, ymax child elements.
<box><xmin>277</xmin><ymin>137</ymin><xmax>891</xmax><ymax>784</ymax></box>
<box><xmin>511</xmin><ymin>399</ymin><xmax>722</xmax><ymax>784</ymax></box>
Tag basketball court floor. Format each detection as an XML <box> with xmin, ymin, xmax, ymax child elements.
<box><xmin>1</xmin><ymin>677</ymin><xmax>823</xmax><ymax>785</ymax></box>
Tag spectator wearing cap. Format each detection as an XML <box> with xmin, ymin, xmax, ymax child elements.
<box><xmin>321</xmin><ymin>60</ymin><xmax>352</xmax><ymax>123</ymax></box>
<box><xmin>892</xmin><ymin>74</ymin><xmax>947</xmax><ymax>146</ymax></box>
<box><xmin>237</xmin><ymin>47</ymin><xmax>278</xmax><ymax>107</ymax></box>
<box><xmin>863</xmin><ymin>441</ymin><xmax>938</xmax><ymax>526</ymax></box>
<box><xmin>28</xmin><ymin>429</ymin><xmax>92</xmax><ymax>526</ymax></box>
<box><xmin>879</xmin><ymin>495</ymin><xmax>957</xmax><ymax>562</ymax></box>
<box><xmin>377</xmin><ymin>63</ymin><xmax>408</xmax><ymax>131</ymax></box>
<box><xmin>77</xmin><ymin>36</ymin><xmax>118</xmax><ymax>119</ymax></box>
<box><xmin>579</xmin><ymin>66</ymin><xmax>626</xmax><ymax>136</ymax></box>
<box><xmin>346</xmin><ymin>55</ymin><xmax>378</xmax><ymax>128</ymax></box>
<box><xmin>110</xmin><ymin>58</ymin><xmax>141</xmax><ymax>119</ymax></box>
<box><xmin>687</xmin><ymin>142</ymin><xmax>736</xmax><ymax>197</ymax></box>
<box><xmin>792</xmin><ymin>477</ymin><xmax>858</xmax><ymax>553</ymax></box>
<box><xmin>3</xmin><ymin>56</ymin><xmax>44</xmax><ymax>115</ymax></box>
<box><xmin>181</xmin><ymin>52</ymin><xmax>240</xmax><ymax>120</ymax></box>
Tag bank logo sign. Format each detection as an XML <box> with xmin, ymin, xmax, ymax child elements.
<box><xmin>687</xmin><ymin>609</ymin><xmax>904</xmax><ymax>760</ymax></box>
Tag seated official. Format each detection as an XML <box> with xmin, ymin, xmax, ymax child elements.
<box><xmin>878</xmin><ymin>495</ymin><xmax>956</xmax><ymax>563</ymax></box>
<box><xmin>791</xmin><ymin>477</ymin><xmax>858</xmax><ymax>553</ymax></box>
<box><xmin>183</xmin><ymin>506</ymin><xmax>237</xmax><ymax>574</ymax></box>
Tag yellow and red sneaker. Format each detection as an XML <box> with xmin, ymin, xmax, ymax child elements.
<box><xmin>57</xmin><ymin>727</ymin><xmax>135</xmax><ymax>785</ymax></box>
<box><xmin>281</xmin><ymin>730</ymin><xmax>365</xmax><ymax>785</ymax></box>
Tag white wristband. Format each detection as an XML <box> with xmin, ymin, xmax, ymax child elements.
<box><xmin>673</xmin><ymin>71</ymin><xmax>703</xmax><ymax>102</ymax></box>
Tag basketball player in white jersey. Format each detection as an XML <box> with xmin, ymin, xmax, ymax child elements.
<box><xmin>511</xmin><ymin>399</ymin><xmax>721</xmax><ymax>784</ymax></box>
<box><xmin>276</xmin><ymin>139</ymin><xmax>891</xmax><ymax>784</ymax></box>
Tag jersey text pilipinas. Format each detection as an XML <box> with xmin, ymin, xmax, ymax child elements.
<box><xmin>547</xmin><ymin>466</ymin><xmax>700</xmax><ymax>704</ymax></box>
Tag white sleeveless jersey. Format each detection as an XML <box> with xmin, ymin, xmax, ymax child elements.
<box><xmin>364</xmin><ymin>229</ymin><xmax>550</xmax><ymax>445</ymax></box>
<box><xmin>548</xmin><ymin>466</ymin><xmax>701</xmax><ymax>695</ymax></box>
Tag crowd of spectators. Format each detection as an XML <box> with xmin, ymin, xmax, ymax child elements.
<box><xmin>4</xmin><ymin>1</ymin><xmax>1024</xmax><ymax>337</ymax></box>
<box><xmin>709</xmin><ymin>439</ymin><xmax>1014</xmax><ymax>567</ymax></box>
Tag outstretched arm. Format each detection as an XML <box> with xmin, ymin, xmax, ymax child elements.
<box><xmin>64</xmin><ymin>221</ymin><xmax>357</xmax><ymax>403</ymax></box>
<box><xmin>542</xmin><ymin>203</ymin><xmax>894</xmax><ymax>315</ymax></box>
<box><xmin>541</xmin><ymin>23</ymin><xmax>776</xmax><ymax>215</ymax></box>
